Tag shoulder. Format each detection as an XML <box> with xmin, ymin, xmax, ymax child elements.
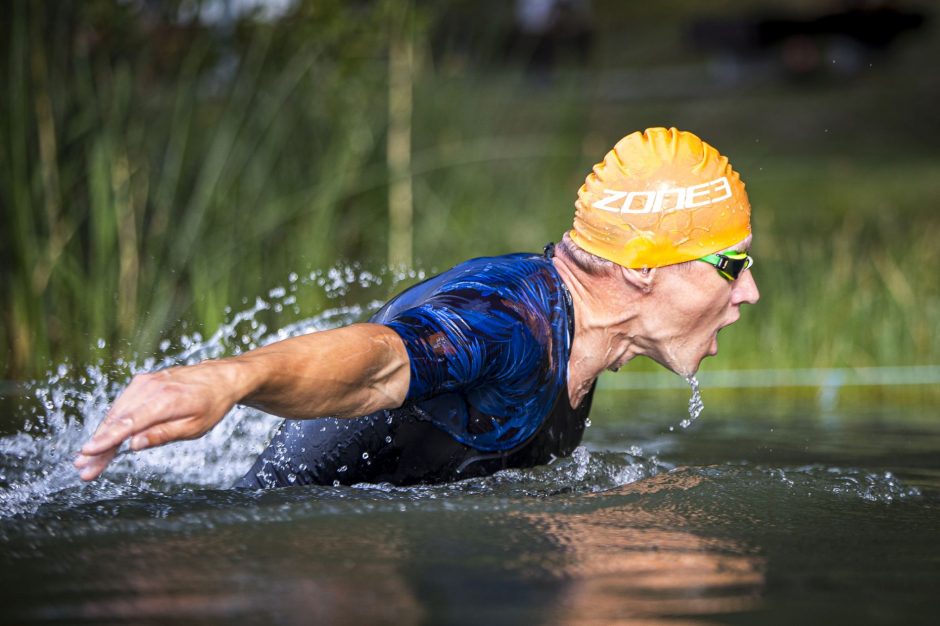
<box><xmin>439</xmin><ymin>252</ymin><xmax>554</xmax><ymax>289</ymax></box>
<box><xmin>433</xmin><ymin>254</ymin><xmax>561</xmax><ymax>327</ymax></box>
<box><xmin>372</xmin><ymin>252</ymin><xmax>560</xmax><ymax>323</ymax></box>
<box><xmin>437</xmin><ymin>253</ymin><xmax>563</xmax><ymax>307</ymax></box>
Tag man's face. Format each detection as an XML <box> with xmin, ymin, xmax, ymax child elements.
<box><xmin>641</xmin><ymin>237</ymin><xmax>759</xmax><ymax>377</ymax></box>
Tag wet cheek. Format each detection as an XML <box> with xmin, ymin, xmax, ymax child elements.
<box><xmin>697</xmin><ymin>297</ymin><xmax>729</xmax><ymax>331</ymax></box>
<box><xmin>698</xmin><ymin>291</ymin><xmax>727</xmax><ymax>321</ymax></box>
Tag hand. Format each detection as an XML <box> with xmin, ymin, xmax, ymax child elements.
<box><xmin>74</xmin><ymin>362</ymin><xmax>241</xmax><ymax>481</ymax></box>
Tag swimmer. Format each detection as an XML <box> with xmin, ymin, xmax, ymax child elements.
<box><xmin>74</xmin><ymin>127</ymin><xmax>759</xmax><ymax>486</ymax></box>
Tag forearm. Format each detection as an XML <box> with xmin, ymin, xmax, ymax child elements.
<box><xmin>74</xmin><ymin>322</ymin><xmax>410</xmax><ymax>481</ymax></box>
<box><xmin>226</xmin><ymin>322</ymin><xmax>411</xmax><ymax>419</ymax></box>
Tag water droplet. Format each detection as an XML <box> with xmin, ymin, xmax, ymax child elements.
<box><xmin>338</xmin><ymin>465</ymin><xmax>347</xmax><ymax>473</ymax></box>
<box><xmin>584</xmin><ymin>418</ymin><xmax>592</xmax><ymax>428</ymax></box>
<box><xmin>678</xmin><ymin>376</ymin><xmax>704</xmax><ymax>430</ymax></box>
<box><xmin>361</xmin><ymin>452</ymin><xmax>369</xmax><ymax>460</ymax></box>
<box><xmin>385</xmin><ymin>436</ymin><xmax>392</xmax><ymax>443</ymax></box>
<box><xmin>333</xmin><ymin>480</ymin><xmax>340</xmax><ymax>487</ymax></box>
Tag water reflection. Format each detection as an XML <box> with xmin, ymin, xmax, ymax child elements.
<box><xmin>517</xmin><ymin>472</ymin><xmax>765</xmax><ymax>623</ymax></box>
<box><xmin>53</xmin><ymin>578</ymin><xmax>424</xmax><ymax>625</ymax></box>
<box><xmin>23</xmin><ymin>518</ymin><xmax>426</xmax><ymax>625</ymax></box>
<box><xmin>7</xmin><ymin>474</ymin><xmax>764</xmax><ymax>625</ymax></box>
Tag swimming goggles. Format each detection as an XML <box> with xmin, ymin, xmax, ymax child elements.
<box><xmin>697</xmin><ymin>251</ymin><xmax>754</xmax><ymax>282</ymax></box>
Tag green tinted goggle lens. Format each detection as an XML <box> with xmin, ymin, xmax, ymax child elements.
<box><xmin>697</xmin><ymin>251</ymin><xmax>754</xmax><ymax>281</ymax></box>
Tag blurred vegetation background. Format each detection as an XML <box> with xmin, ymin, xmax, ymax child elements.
<box><xmin>2</xmin><ymin>0</ymin><xmax>939</xmax><ymax>383</ymax></box>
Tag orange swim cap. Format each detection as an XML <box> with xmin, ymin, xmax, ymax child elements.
<box><xmin>570</xmin><ymin>127</ymin><xmax>751</xmax><ymax>268</ymax></box>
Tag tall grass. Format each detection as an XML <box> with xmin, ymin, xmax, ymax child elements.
<box><xmin>721</xmin><ymin>157</ymin><xmax>940</xmax><ymax>370</ymax></box>
<box><xmin>2</xmin><ymin>0</ymin><xmax>939</xmax><ymax>381</ymax></box>
<box><xmin>1</xmin><ymin>0</ymin><xmax>400</xmax><ymax>377</ymax></box>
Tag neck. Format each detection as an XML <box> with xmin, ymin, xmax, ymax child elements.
<box><xmin>552</xmin><ymin>254</ymin><xmax>646</xmax><ymax>408</ymax></box>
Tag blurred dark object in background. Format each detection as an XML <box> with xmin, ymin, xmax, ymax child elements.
<box><xmin>506</xmin><ymin>0</ymin><xmax>595</xmax><ymax>79</ymax></box>
<box><xmin>690</xmin><ymin>1</ymin><xmax>927</xmax><ymax>83</ymax></box>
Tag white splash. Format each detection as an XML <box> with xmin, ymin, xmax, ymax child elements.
<box><xmin>0</xmin><ymin>263</ymin><xmax>418</xmax><ymax>519</ymax></box>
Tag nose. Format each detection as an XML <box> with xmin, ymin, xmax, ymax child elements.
<box><xmin>732</xmin><ymin>270</ymin><xmax>760</xmax><ymax>306</ymax></box>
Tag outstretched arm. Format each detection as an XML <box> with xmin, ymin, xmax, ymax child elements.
<box><xmin>74</xmin><ymin>323</ymin><xmax>410</xmax><ymax>481</ymax></box>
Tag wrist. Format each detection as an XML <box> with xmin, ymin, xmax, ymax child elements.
<box><xmin>207</xmin><ymin>356</ymin><xmax>263</xmax><ymax>406</ymax></box>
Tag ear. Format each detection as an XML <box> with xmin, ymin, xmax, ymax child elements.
<box><xmin>620</xmin><ymin>265</ymin><xmax>657</xmax><ymax>294</ymax></box>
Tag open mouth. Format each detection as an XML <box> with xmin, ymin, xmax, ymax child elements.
<box><xmin>708</xmin><ymin>323</ymin><xmax>732</xmax><ymax>356</ymax></box>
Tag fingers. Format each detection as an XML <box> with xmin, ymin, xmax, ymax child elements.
<box><xmin>74</xmin><ymin>407</ymin><xmax>149</xmax><ymax>481</ymax></box>
<box><xmin>80</xmin><ymin>372</ymin><xmax>178</xmax><ymax>456</ymax></box>
<box><xmin>73</xmin><ymin>364</ymin><xmax>233</xmax><ymax>481</ymax></box>
<box><xmin>130</xmin><ymin>423</ymin><xmax>175</xmax><ymax>451</ymax></box>
<box><xmin>80</xmin><ymin>413</ymin><xmax>138</xmax><ymax>457</ymax></box>
<box><xmin>74</xmin><ymin>372</ymin><xmax>184</xmax><ymax>479</ymax></box>
<box><xmin>73</xmin><ymin>418</ymin><xmax>198</xmax><ymax>481</ymax></box>
<box><xmin>73</xmin><ymin>448</ymin><xmax>118</xmax><ymax>482</ymax></box>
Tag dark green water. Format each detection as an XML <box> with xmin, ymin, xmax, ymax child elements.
<box><xmin>1</xmin><ymin>390</ymin><xmax>937</xmax><ymax>626</ymax></box>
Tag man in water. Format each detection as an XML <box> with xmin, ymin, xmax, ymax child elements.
<box><xmin>75</xmin><ymin>127</ymin><xmax>759</xmax><ymax>487</ymax></box>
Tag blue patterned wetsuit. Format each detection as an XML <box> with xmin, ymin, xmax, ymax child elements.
<box><xmin>235</xmin><ymin>244</ymin><xmax>595</xmax><ymax>488</ymax></box>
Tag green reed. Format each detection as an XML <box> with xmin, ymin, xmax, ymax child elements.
<box><xmin>1</xmin><ymin>1</ymin><xmax>398</xmax><ymax>377</ymax></box>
